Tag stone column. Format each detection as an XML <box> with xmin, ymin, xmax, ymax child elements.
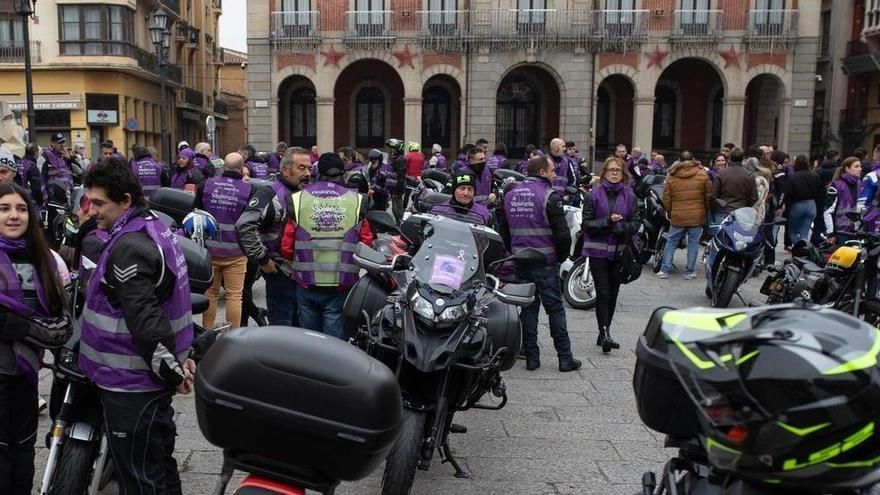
<box><xmin>721</xmin><ymin>97</ymin><xmax>746</xmax><ymax>149</ymax></box>
<box><xmin>778</xmin><ymin>98</ymin><xmax>792</xmax><ymax>152</ymax></box>
<box><xmin>404</xmin><ymin>97</ymin><xmax>422</xmax><ymax>143</ymax></box>
<box><xmin>632</xmin><ymin>97</ymin><xmax>655</xmax><ymax>152</ymax></box>
<box><xmin>315</xmin><ymin>97</ymin><xmax>334</xmax><ymax>154</ymax></box>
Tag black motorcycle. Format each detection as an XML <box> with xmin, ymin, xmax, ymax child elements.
<box><xmin>635</xmin><ymin>173</ymin><xmax>671</xmax><ymax>270</ymax></box>
<box><xmin>347</xmin><ymin>213</ymin><xmax>536</xmax><ymax>495</ymax></box>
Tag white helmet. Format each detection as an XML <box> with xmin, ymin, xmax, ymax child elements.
<box><xmin>177</xmin><ymin>141</ymin><xmax>190</xmax><ymax>151</ymax></box>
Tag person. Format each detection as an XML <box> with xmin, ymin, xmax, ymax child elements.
<box><xmin>475</xmin><ymin>138</ymin><xmax>489</xmax><ymax>155</ymax></box>
<box><xmin>170</xmin><ymin>147</ymin><xmax>205</xmax><ymax>192</ymax></box>
<box><xmin>459</xmin><ymin>146</ymin><xmax>495</xmax><ymax>205</ymax></box>
<box><xmin>784</xmin><ymin>155</ymin><xmax>824</xmax><ymax>244</ymax></box>
<box><xmin>830</xmin><ymin>156</ymin><xmax>863</xmax><ymax>245</ymax></box>
<box><xmin>814</xmin><ymin>149</ymin><xmax>840</xmax><ymax>245</ymax></box>
<box><xmin>427</xmin><ymin>143</ymin><xmax>447</xmax><ymax>171</ymax></box>
<box><xmin>454</xmin><ymin>144</ymin><xmax>472</xmax><ymax>172</ymax></box>
<box><xmin>13</xmin><ymin>144</ymin><xmax>44</xmax><ymax>211</ymax></box>
<box><xmin>235</xmin><ymin>147</ymin><xmax>312</xmax><ymax>326</ymax></box>
<box><xmin>367</xmin><ymin>149</ymin><xmax>390</xmax><ymax>211</ymax></box>
<box><xmin>626</xmin><ymin>147</ymin><xmax>645</xmax><ymax>181</ymax></box>
<box><xmin>614</xmin><ymin>143</ymin><xmax>628</xmax><ymax>161</ymax></box>
<box><xmin>192</xmin><ymin>142</ymin><xmax>218</xmax><ymax>178</ymax></box>
<box><xmin>288</xmin><ymin>153</ymin><xmax>372</xmax><ymax>338</ymax></box>
<box><xmin>38</xmin><ymin>132</ymin><xmax>77</xmax><ymax>205</ymax></box>
<box><xmin>861</xmin><ymin>146</ymin><xmax>880</xmax><ymax>211</ymax></box>
<box><xmin>487</xmin><ymin>143</ymin><xmax>508</xmax><ymax>173</ymax></box>
<box><xmin>581</xmin><ymin>157</ymin><xmax>641</xmax><ymax>354</ymax></box>
<box><xmin>548</xmin><ymin>138</ymin><xmax>578</xmax><ymax>195</ymax></box>
<box><xmin>339</xmin><ymin>146</ymin><xmax>368</xmax><ymax>193</ymax></box>
<box><xmin>130</xmin><ymin>144</ymin><xmax>170</xmax><ymax>199</ymax></box>
<box><xmin>0</xmin><ymin>149</ymin><xmax>15</xmax><ymax>186</ymax></box>
<box><xmin>711</xmin><ymin>148</ymin><xmax>757</xmax><ymax>226</ymax></box>
<box><xmin>517</xmin><ymin>145</ymin><xmax>541</xmax><ymax>175</ymax></box>
<box><xmin>0</xmin><ymin>183</ymin><xmax>69</xmax><ymax>494</ymax></box>
<box><xmin>498</xmin><ymin>156</ymin><xmax>581</xmax><ymax>372</ymax></box>
<box><xmin>240</xmin><ymin>144</ymin><xmax>269</xmax><ymax>179</ymax></box>
<box><xmin>658</xmin><ymin>159</ymin><xmax>712</xmax><ymax>280</ymax></box>
<box><xmin>430</xmin><ymin>171</ymin><xmax>492</xmax><ymax>226</ymax></box>
<box><xmin>707</xmin><ymin>152</ymin><xmax>727</xmax><ymax>182</ymax></box>
<box><xmin>269</xmin><ymin>141</ymin><xmax>288</xmax><ymax>175</ymax></box>
<box><xmin>385</xmin><ymin>138</ymin><xmax>408</xmax><ymax>223</ymax></box>
<box><xmin>79</xmin><ymin>157</ymin><xmax>195</xmax><ymax>494</ymax></box>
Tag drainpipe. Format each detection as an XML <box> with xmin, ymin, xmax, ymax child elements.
<box><xmin>463</xmin><ymin>0</ymin><xmax>471</xmax><ymax>145</ymax></box>
<box><xmin>588</xmin><ymin>44</ymin><xmax>597</xmax><ymax>174</ymax></box>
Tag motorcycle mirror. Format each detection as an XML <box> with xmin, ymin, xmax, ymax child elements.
<box><xmin>496</xmin><ymin>282</ymin><xmax>536</xmax><ymax>307</ymax></box>
<box><xmin>367</xmin><ymin>210</ymin><xmax>399</xmax><ymax>234</ymax></box>
<box><xmin>353</xmin><ymin>243</ymin><xmax>393</xmax><ymax>273</ymax></box>
<box><xmin>392</xmin><ymin>254</ymin><xmax>411</xmax><ymax>271</ymax></box>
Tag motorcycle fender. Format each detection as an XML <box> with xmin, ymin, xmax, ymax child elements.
<box><xmin>68</xmin><ymin>421</ymin><xmax>98</xmax><ymax>442</ymax></box>
<box><xmin>727</xmin><ymin>264</ymin><xmax>742</xmax><ymax>274</ymax></box>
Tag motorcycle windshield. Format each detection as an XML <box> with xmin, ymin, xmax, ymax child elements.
<box><xmin>730</xmin><ymin>207</ymin><xmax>761</xmax><ymax>232</ymax></box>
<box><xmin>412</xmin><ymin>217</ymin><xmax>482</xmax><ymax>294</ymax></box>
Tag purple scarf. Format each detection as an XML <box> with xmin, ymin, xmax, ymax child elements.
<box><xmin>0</xmin><ymin>235</ymin><xmax>50</xmax><ymax>317</ymax></box>
<box><xmin>592</xmin><ymin>179</ymin><xmax>635</xmax><ymax>220</ymax></box>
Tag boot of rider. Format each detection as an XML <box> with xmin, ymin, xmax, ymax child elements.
<box><xmin>600</xmin><ymin>326</ymin><xmax>620</xmax><ymax>354</ymax></box>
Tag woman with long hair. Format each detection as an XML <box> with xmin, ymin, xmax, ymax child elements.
<box><xmin>581</xmin><ymin>156</ymin><xmax>642</xmax><ymax>353</ymax></box>
<box><xmin>784</xmin><ymin>155</ymin><xmax>824</xmax><ymax>244</ymax></box>
<box><xmin>830</xmin><ymin>156</ymin><xmax>863</xmax><ymax>244</ymax></box>
<box><xmin>0</xmin><ymin>183</ymin><xmax>69</xmax><ymax>494</ymax></box>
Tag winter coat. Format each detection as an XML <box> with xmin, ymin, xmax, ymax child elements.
<box><xmin>711</xmin><ymin>163</ymin><xmax>758</xmax><ymax>214</ymax></box>
<box><xmin>663</xmin><ymin>161</ymin><xmax>712</xmax><ymax>227</ymax></box>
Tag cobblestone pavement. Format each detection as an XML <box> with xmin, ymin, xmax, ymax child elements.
<box><xmin>32</xmin><ymin>247</ymin><xmax>770</xmax><ymax>494</ymax></box>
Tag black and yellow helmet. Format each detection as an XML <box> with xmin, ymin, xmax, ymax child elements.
<box><xmin>660</xmin><ymin>305</ymin><xmax>880</xmax><ymax>490</ymax></box>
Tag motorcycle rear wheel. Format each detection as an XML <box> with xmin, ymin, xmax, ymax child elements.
<box><xmin>562</xmin><ymin>258</ymin><xmax>597</xmax><ymax>310</ymax></box>
<box><xmin>860</xmin><ymin>300</ymin><xmax>880</xmax><ymax>327</ymax></box>
<box><xmin>712</xmin><ymin>266</ymin><xmax>739</xmax><ymax>308</ymax></box>
<box><xmin>380</xmin><ymin>409</ymin><xmax>427</xmax><ymax>495</ymax></box>
<box><xmin>652</xmin><ymin>235</ymin><xmax>666</xmax><ymax>274</ymax></box>
<box><xmin>48</xmin><ymin>439</ymin><xmax>97</xmax><ymax>495</ymax></box>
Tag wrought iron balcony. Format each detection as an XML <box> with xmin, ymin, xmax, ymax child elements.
<box><xmin>746</xmin><ymin>10</ymin><xmax>799</xmax><ymax>49</ymax></box>
<box><xmin>271</xmin><ymin>11</ymin><xmax>320</xmax><ymax>51</ymax></box>
<box><xmin>591</xmin><ymin>10</ymin><xmax>649</xmax><ymax>51</ymax></box>
<box><xmin>344</xmin><ymin>11</ymin><xmax>395</xmax><ymax>49</ymax></box>
<box><xmin>213</xmin><ymin>99</ymin><xmax>228</xmax><ymax>116</ymax></box>
<box><xmin>416</xmin><ymin>10</ymin><xmax>468</xmax><ymax>51</ymax></box>
<box><xmin>0</xmin><ymin>40</ymin><xmax>40</xmax><ymax>63</ymax></box>
<box><xmin>135</xmin><ymin>47</ymin><xmax>183</xmax><ymax>84</ymax></box>
<box><xmin>466</xmin><ymin>9</ymin><xmax>593</xmax><ymax>50</ymax></box>
<box><xmin>166</xmin><ymin>64</ymin><xmax>182</xmax><ymax>84</ymax></box>
<box><xmin>670</xmin><ymin>10</ymin><xmax>723</xmax><ymax>48</ymax></box>
<box><xmin>184</xmin><ymin>88</ymin><xmax>204</xmax><ymax>107</ymax></box>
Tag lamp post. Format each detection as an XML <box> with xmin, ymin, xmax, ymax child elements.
<box><xmin>14</xmin><ymin>0</ymin><xmax>36</xmax><ymax>144</ymax></box>
<box><xmin>149</xmin><ymin>9</ymin><xmax>170</xmax><ymax>163</ymax></box>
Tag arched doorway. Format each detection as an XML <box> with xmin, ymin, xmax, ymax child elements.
<box><xmin>596</xmin><ymin>74</ymin><xmax>635</xmax><ymax>159</ymax></box>
<box><xmin>334</xmin><ymin>59</ymin><xmax>405</xmax><ymax>151</ymax></box>
<box><xmin>421</xmin><ymin>75</ymin><xmax>461</xmax><ymax>153</ymax></box>
<box><xmin>278</xmin><ymin>76</ymin><xmax>317</xmax><ymax>148</ymax></box>
<box><xmin>744</xmin><ymin>74</ymin><xmax>784</xmax><ymax>148</ymax></box>
<box><xmin>653</xmin><ymin>58</ymin><xmax>724</xmax><ymax>160</ymax></box>
<box><xmin>496</xmin><ymin>65</ymin><xmax>560</xmax><ymax>158</ymax></box>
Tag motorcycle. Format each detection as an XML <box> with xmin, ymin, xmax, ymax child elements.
<box><xmin>560</xmin><ymin>188</ymin><xmax>598</xmax><ymax>310</ymax></box>
<box><xmin>635</xmin><ymin>173</ymin><xmax>672</xmax><ymax>270</ymax></box>
<box><xmin>348</xmin><ymin>213</ymin><xmax>536</xmax><ymax>494</ymax></box>
<box><xmin>704</xmin><ymin>208</ymin><xmax>773</xmax><ymax>308</ymax></box>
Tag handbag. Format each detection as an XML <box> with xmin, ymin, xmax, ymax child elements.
<box><xmin>616</xmin><ymin>236</ymin><xmax>643</xmax><ymax>285</ymax></box>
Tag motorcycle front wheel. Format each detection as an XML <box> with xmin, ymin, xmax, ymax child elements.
<box><xmin>711</xmin><ymin>264</ymin><xmax>739</xmax><ymax>308</ymax></box>
<box><xmin>48</xmin><ymin>439</ymin><xmax>97</xmax><ymax>495</ymax></box>
<box><xmin>380</xmin><ymin>409</ymin><xmax>427</xmax><ymax>495</ymax></box>
<box><xmin>563</xmin><ymin>258</ymin><xmax>597</xmax><ymax>310</ymax></box>
<box><xmin>652</xmin><ymin>234</ymin><xmax>666</xmax><ymax>274</ymax></box>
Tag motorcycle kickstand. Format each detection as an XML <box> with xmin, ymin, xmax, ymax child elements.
<box><xmin>734</xmin><ymin>290</ymin><xmax>747</xmax><ymax>307</ymax></box>
<box><xmin>439</xmin><ymin>438</ymin><xmax>470</xmax><ymax>479</ymax></box>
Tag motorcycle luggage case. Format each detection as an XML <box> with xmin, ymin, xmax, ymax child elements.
<box><xmin>632</xmin><ymin>306</ymin><xmax>700</xmax><ymax>437</ymax></box>
<box><xmin>485</xmin><ymin>300</ymin><xmax>521</xmax><ymax>371</ymax></box>
<box><xmin>177</xmin><ymin>235</ymin><xmax>213</xmax><ymax>294</ymax></box>
<box><xmin>149</xmin><ymin>187</ymin><xmax>195</xmax><ymax>225</ymax></box>
<box><xmin>195</xmin><ymin>326</ymin><xmax>401</xmax><ymax>482</ymax></box>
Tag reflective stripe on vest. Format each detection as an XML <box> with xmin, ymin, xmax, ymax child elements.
<box><xmin>203</xmin><ymin>177</ymin><xmax>249</xmax><ymax>257</ymax></box>
<box><xmin>504</xmin><ymin>179</ymin><xmax>557</xmax><ymax>264</ymax></box>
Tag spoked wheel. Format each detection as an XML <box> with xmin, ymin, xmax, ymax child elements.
<box><xmin>562</xmin><ymin>258</ymin><xmax>597</xmax><ymax>310</ymax></box>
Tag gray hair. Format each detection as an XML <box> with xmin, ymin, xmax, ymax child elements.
<box><xmin>281</xmin><ymin>146</ymin><xmax>310</xmax><ymax>168</ymax></box>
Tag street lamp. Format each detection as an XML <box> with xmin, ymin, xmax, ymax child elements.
<box><xmin>150</xmin><ymin>9</ymin><xmax>171</xmax><ymax>164</ymax></box>
<box><xmin>13</xmin><ymin>0</ymin><xmax>36</xmax><ymax>144</ymax></box>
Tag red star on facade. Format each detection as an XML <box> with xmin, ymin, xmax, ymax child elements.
<box><xmin>392</xmin><ymin>45</ymin><xmax>417</xmax><ymax>69</ymax></box>
<box><xmin>719</xmin><ymin>45</ymin><xmax>741</xmax><ymax>69</ymax></box>
<box><xmin>645</xmin><ymin>45</ymin><xmax>668</xmax><ymax>69</ymax></box>
<box><xmin>320</xmin><ymin>46</ymin><xmax>345</xmax><ymax>67</ymax></box>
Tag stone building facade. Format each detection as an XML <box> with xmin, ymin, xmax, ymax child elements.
<box><xmin>247</xmin><ymin>0</ymin><xmax>820</xmax><ymax>163</ymax></box>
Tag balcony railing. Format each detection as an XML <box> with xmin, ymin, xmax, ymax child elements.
<box><xmin>592</xmin><ymin>10</ymin><xmax>649</xmax><ymax>51</ymax></box>
<box><xmin>184</xmin><ymin>88</ymin><xmax>204</xmax><ymax>107</ymax></box>
<box><xmin>747</xmin><ymin>10</ymin><xmax>799</xmax><ymax>49</ymax></box>
<box><xmin>416</xmin><ymin>10</ymin><xmax>468</xmax><ymax>51</ymax></box>
<box><xmin>213</xmin><ymin>99</ymin><xmax>227</xmax><ymax>115</ymax></box>
<box><xmin>0</xmin><ymin>40</ymin><xmax>40</xmax><ymax>63</ymax></box>
<box><xmin>466</xmin><ymin>10</ymin><xmax>594</xmax><ymax>50</ymax></box>
<box><xmin>134</xmin><ymin>47</ymin><xmax>182</xmax><ymax>84</ymax></box>
<box><xmin>271</xmin><ymin>11</ymin><xmax>321</xmax><ymax>51</ymax></box>
<box><xmin>166</xmin><ymin>64</ymin><xmax>182</xmax><ymax>84</ymax></box>
<box><xmin>670</xmin><ymin>10</ymin><xmax>723</xmax><ymax>48</ymax></box>
<box><xmin>344</xmin><ymin>11</ymin><xmax>395</xmax><ymax>48</ymax></box>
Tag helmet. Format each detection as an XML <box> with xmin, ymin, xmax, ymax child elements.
<box><xmin>407</xmin><ymin>141</ymin><xmax>421</xmax><ymax>152</ymax></box>
<box><xmin>182</xmin><ymin>210</ymin><xmax>220</xmax><ymax>248</ymax></box>
<box><xmin>384</xmin><ymin>138</ymin><xmax>404</xmax><ymax>153</ymax></box>
<box><xmin>368</xmin><ymin>149</ymin><xmax>382</xmax><ymax>161</ymax></box>
<box><xmin>660</xmin><ymin>305</ymin><xmax>880</xmax><ymax>489</ymax></box>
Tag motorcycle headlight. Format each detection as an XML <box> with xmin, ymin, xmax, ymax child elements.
<box><xmin>733</xmin><ymin>231</ymin><xmax>753</xmax><ymax>245</ymax></box>
<box><xmin>439</xmin><ymin>303</ymin><xmax>467</xmax><ymax>322</ymax></box>
<box><xmin>411</xmin><ymin>293</ymin><xmax>435</xmax><ymax>321</ymax></box>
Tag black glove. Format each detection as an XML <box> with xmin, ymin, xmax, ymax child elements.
<box><xmin>25</xmin><ymin>314</ymin><xmax>72</xmax><ymax>350</ymax></box>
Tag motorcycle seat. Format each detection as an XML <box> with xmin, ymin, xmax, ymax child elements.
<box><xmin>191</xmin><ymin>293</ymin><xmax>210</xmax><ymax>315</ymax></box>
<box><xmin>794</xmin><ymin>258</ymin><xmax>823</xmax><ymax>274</ymax></box>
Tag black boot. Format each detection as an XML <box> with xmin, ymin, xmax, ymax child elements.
<box><xmin>599</xmin><ymin>327</ymin><xmax>620</xmax><ymax>354</ymax></box>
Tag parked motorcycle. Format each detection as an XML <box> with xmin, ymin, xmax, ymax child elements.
<box><xmin>704</xmin><ymin>208</ymin><xmax>773</xmax><ymax>308</ymax></box>
<box><xmin>348</xmin><ymin>213</ymin><xmax>536</xmax><ymax>494</ymax></box>
<box><xmin>635</xmin><ymin>173</ymin><xmax>672</xmax><ymax>270</ymax></box>
<box><xmin>560</xmin><ymin>189</ymin><xmax>597</xmax><ymax>310</ymax></box>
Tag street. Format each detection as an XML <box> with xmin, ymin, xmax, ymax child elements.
<box><xmin>32</xmin><ymin>247</ymin><xmax>768</xmax><ymax>494</ymax></box>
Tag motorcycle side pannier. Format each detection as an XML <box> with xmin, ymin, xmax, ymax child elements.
<box><xmin>195</xmin><ymin>326</ymin><xmax>401</xmax><ymax>483</ymax></box>
<box><xmin>149</xmin><ymin>187</ymin><xmax>195</xmax><ymax>225</ymax></box>
<box><xmin>176</xmin><ymin>235</ymin><xmax>213</xmax><ymax>294</ymax></box>
<box><xmin>632</xmin><ymin>306</ymin><xmax>700</xmax><ymax>438</ymax></box>
<box><xmin>485</xmin><ymin>300</ymin><xmax>521</xmax><ymax>371</ymax></box>
<box><xmin>343</xmin><ymin>275</ymin><xmax>389</xmax><ymax>341</ymax></box>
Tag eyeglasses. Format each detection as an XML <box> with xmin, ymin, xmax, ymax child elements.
<box><xmin>606</xmin><ymin>168</ymin><xmax>623</xmax><ymax>173</ymax></box>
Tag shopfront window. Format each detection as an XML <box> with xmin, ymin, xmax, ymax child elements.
<box><xmin>59</xmin><ymin>5</ymin><xmax>134</xmax><ymax>56</ymax></box>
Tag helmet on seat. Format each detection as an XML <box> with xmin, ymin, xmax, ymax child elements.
<box><xmin>182</xmin><ymin>210</ymin><xmax>220</xmax><ymax>247</ymax></box>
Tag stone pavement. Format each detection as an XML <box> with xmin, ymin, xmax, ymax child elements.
<box><xmin>32</xmin><ymin>247</ymin><xmax>769</xmax><ymax>494</ymax></box>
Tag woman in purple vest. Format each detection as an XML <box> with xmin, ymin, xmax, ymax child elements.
<box><xmin>170</xmin><ymin>147</ymin><xmax>206</xmax><ymax>192</ymax></box>
<box><xmin>831</xmin><ymin>156</ymin><xmax>863</xmax><ymax>245</ymax></box>
<box><xmin>0</xmin><ymin>183</ymin><xmax>70</xmax><ymax>494</ymax></box>
<box><xmin>581</xmin><ymin>157</ymin><xmax>641</xmax><ymax>354</ymax></box>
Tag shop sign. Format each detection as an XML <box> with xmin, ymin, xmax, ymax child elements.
<box><xmin>87</xmin><ymin>110</ymin><xmax>119</xmax><ymax>125</ymax></box>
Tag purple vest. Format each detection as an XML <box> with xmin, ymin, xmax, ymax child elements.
<box><xmin>171</xmin><ymin>167</ymin><xmax>191</xmax><ymax>189</ymax></box>
<box><xmin>203</xmin><ymin>177</ymin><xmax>250</xmax><ymax>257</ymax></box>
<box><xmin>15</xmin><ymin>157</ymin><xmax>33</xmax><ymax>188</ymax></box>
<box><xmin>249</xmin><ymin>160</ymin><xmax>270</xmax><ymax>179</ymax></box>
<box><xmin>552</xmin><ymin>155</ymin><xmax>575</xmax><ymax>194</ymax></box>
<box><xmin>453</xmin><ymin>154</ymin><xmax>467</xmax><ymax>172</ymax></box>
<box><xmin>459</xmin><ymin>163</ymin><xmax>494</xmax><ymax>204</ymax></box>
<box><xmin>834</xmin><ymin>176</ymin><xmax>862</xmax><ymax>234</ymax></box>
<box><xmin>260</xmin><ymin>180</ymin><xmax>294</xmax><ymax>257</ymax></box>
<box><xmin>291</xmin><ymin>182</ymin><xmax>362</xmax><ymax>289</ymax></box>
<box><xmin>430</xmin><ymin>201</ymin><xmax>492</xmax><ymax>226</ymax></box>
<box><xmin>428</xmin><ymin>153</ymin><xmax>448</xmax><ymax>171</ymax></box>
<box><xmin>269</xmin><ymin>153</ymin><xmax>282</xmax><ymax>173</ymax></box>
<box><xmin>193</xmin><ymin>154</ymin><xmax>209</xmax><ymax>172</ymax></box>
<box><xmin>380</xmin><ymin>161</ymin><xmax>398</xmax><ymax>190</ymax></box>
<box><xmin>43</xmin><ymin>148</ymin><xmax>72</xmax><ymax>198</ymax></box>
<box><xmin>503</xmin><ymin>178</ymin><xmax>557</xmax><ymax>264</ymax></box>
<box><xmin>131</xmin><ymin>157</ymin><xmax>164</xmax><ymax>198</ymax></box>
<box><xmin>582</xmin><ymin>183</ymin><xmax>636</xmax><ymax>260</ymax></box>
<box><xmin>487</xmin><ymin>154</ymin><xmax>506</xmax><ymax>173</ymax></box>
<box><xmin>516</xmin><ymin>159</ymin><xmax>529</xmax><ymax>175</ymax></box>
<box><xmin>79</xmin><ymin>215</ymin><xmax>193</xmax><ymax>392</ymax></box>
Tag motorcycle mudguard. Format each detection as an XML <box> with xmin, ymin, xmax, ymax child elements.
<box><xmin>68</xmin><ymin>421</ymin><xmax>98</xmax><ymax>442</ymax></box>
<box><xmin>235</xmin><ymin>474</ymin><xmax>306</xmax><ymax>495</ymax></box>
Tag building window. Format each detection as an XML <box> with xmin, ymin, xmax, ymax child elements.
<box><xmin>752</xmin><ymin>0</ymin><xmax>785</xmax><ymax>35</ymax></box>
<box><xmin>354</xmin><ymin>0</ymin><xmax>386</xmax><ymax>37</ymax></box>
<box><xmin>604</xmin><ymin>0</ymin><xmax>637</xmax><ymax>37</ymax></box>
<box><xmin>422</xmin><ymin>86</ymin><xmax>451</xmax><ymax>148</ymax></box>
<box><xmin>290</xmin><ymin>87</ymin><xmax>316</xmax><ymax>148</ymax></box>
<box><xmin>653</xmin><ymin>85</ymin><xmax>676</xmax><ymax>149</ymax></box>
<box><xmin>59</xmin><ymin>5</ymin><xmax>134</xmax><ymax>56</ymax></box>
<box><xmin>819</xmin><ymin>11</ymin><xmax>830</xmax><ymax>57</ymax></box>
<box><xmin>678</xmin><ymin>0</ymin><xmax>710</xmax><ymax>35</ymax></box>
<box><xmin>426</xmin><ymin>0</ymin><xmax>458</xmax><ymax>35</ymax></box>
<box><xmin>355</xmin><ymin>86</ymin><xmax>385</xmax><ymax>149</ymax></box>
<box><xmin>281</xmin><ymin>0</ymin><xmax>314</xmax><ymax>36</ymax></box>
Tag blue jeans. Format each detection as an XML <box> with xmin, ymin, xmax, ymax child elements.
<box><xmin>264</xmin><ymin>272</ymin><xmax>298</xmax><ymax>326</ymax></box>
<box><xmin>661</xmin><ymin>225</ymin><xmax>703</xmax><ymax>274</ymax></box>
<box><xmin>296</xmin><ymin>289</ymin><xmax>348</xmax><ymax>339</ymax></box>
<box><xmin>518</xmin><ymin>264</ymin><xmax>572</xmax><ymax>361</ymax></box>
<box><xmin>788</xmin><ymin>199</ymin><xmax>817</xmax><ymax>244</ymax></box>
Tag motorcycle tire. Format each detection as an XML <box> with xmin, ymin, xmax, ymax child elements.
<box><xmin>48</xmin><ymin>439</ymin><xmax>97</xmax><ymax>495</ymax></box>
<box><xmin>562</xmin><ymin>258</ymin><xmax>597</xmax><ymax>310</ymax></box>
<box><xmin>637</xmin><ymin>231</ymin><xmax>652</xmax><ymax>264</ymax></box>
<box><xmin>860</xmin><ymin>300</ymin><xmax>880</xmax><ymax>327</ymax></box>
<box><xmin>712</xmin><ymin>267</ymin><xmax>739</xmax><ymax>308</ymax></box>
<box><xmin>380</xmin><ymin>409</ymin><xmax>427</xmax><ymax>495</ymax></box>
<box><xmin>652</xmin><ymin>236</ymin><xmax>666</xmax><ymax>274</ymax></box>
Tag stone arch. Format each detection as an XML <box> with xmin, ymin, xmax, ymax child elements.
<box><xmin>421</xmin><ymin>64</ymin><xmax>466</xmax><ymax>94</ymax></box>
<box><xmin>744</xmin><ymin>65</ymin><xmax>790</xmax><ymax>99</ymax></box>
<box><xmin>273</xmin><ymin>64</ymin><xmax>319</xmax><ymax>98</ymax></box>
<box><xmin>422</xmin><ymin>74</ymin><xmax>462</xmax><ymax>151</ymax></box>
<box><xmin>744</xmin><ymin>71</ymin><xmax>787</xmax><ymax>147</ymax></box>
<box><xmin>596</xmin><ymin>74</ymin><xmax>637</xmax><ymax>153</ymax></box>
<box><xmin>595</xmin><ymin>64</ymin><xmax>640</xmax><ymax>99</ymax></box>
<box><xmin>495</xmin><ymin>61</ymin><xmax>567</xmax><ymax>97</ymax></box>
<box><xmin>333</xmin><ymin>51</ymin><xmax>422</xmax><ymax>98</ymax></box>
<box><xmin>277</xmin><ymin>75</ymin><xmax>317</xmax><ymax>148</ymax></box>
<box><xmin>333</xmin><ymin>58</ymin><xmax>406</xmax><ymax>149</ymax></box>
<box><xmin>661</xmin><ymin>52</ymin><xmax>730</xmax><ymax>100</ymax></box>
<box><xmin>495</xmin><ymin>63</ymin><xmax>562</xmax><ymax>156</ymax></box>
